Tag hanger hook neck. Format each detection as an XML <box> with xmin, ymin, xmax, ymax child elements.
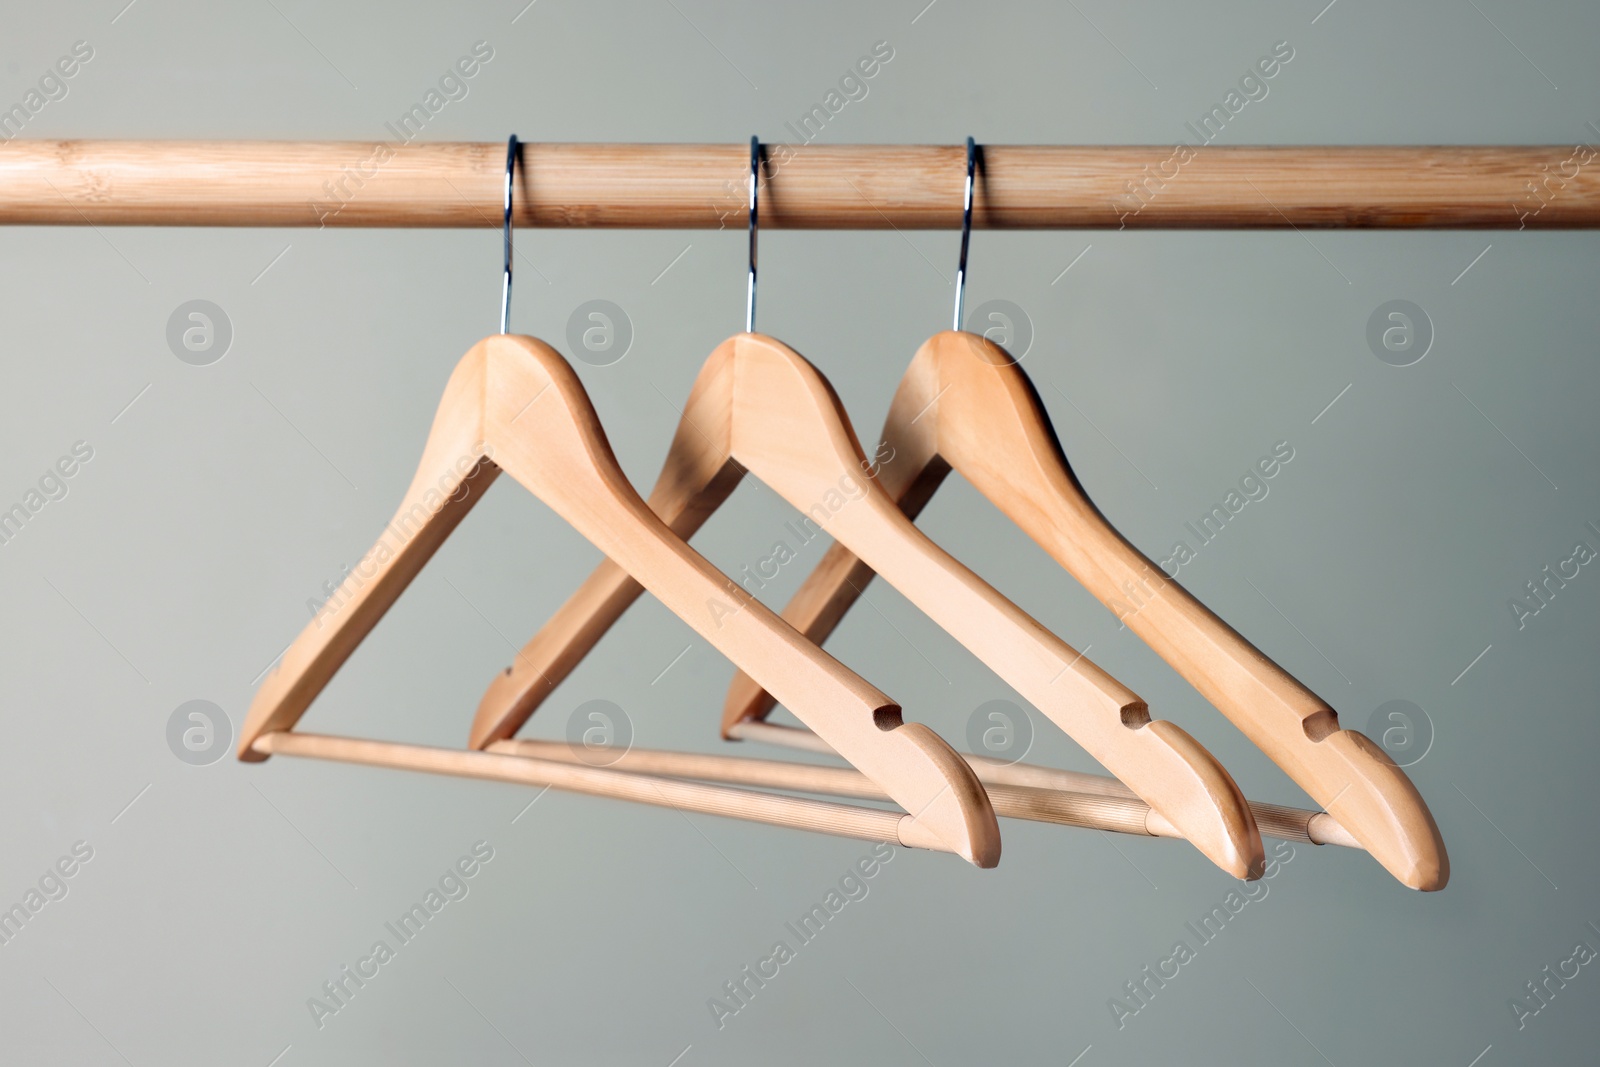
<box><xmin>501</xmin><ymin>135</ymin><xmax>518</xmax><ymax>335</ymax></box>
<box><xmin>747</xmin><ymin>136</ymin><xmax>760</xmax><ymax>334</ymax></box>
<box><xmin>954</xmin><ymin>136</ymin><xmax>975</xmax><ymax>332</ymax></box>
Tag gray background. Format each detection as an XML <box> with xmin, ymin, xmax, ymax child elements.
<box><xmin>1</xmin><ymin>1</ymin><xmax>1596</xmax><ymax>1064</ymax></box>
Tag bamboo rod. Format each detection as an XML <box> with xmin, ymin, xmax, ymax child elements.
<box><xmin>492</xmin><ymin>738</ymin><xmax>1157</xmax><ymax>839</ymax></box>
<box><xmin>1</xmin><ymin>141</ymin><xmax>1594</xmax><ymax>229</ymax></box>
<box><xmin>729</xmin><ymin>721</ymin><xmax>1358</xmax><ymax>849</ymax></box>
<box><xmin>252</xmin><ymin>732</ymin><xmax>945</xmax><ymax>852</ymax></box>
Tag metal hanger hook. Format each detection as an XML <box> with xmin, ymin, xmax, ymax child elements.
<box><xmin>746</xmin><ymin>136</ymin><xmax>760</xmax><ymax>334</ymax></box>
<box><xmin>953</xmin><ymin>136</ymin><xmax>976</xmax><ymax>332</ymax></box>
<box><xmin>501</xmin><ymin>134</ymin><xmax>518</xmax><ymax>335</ymax></box>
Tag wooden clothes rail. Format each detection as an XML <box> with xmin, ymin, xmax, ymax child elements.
<box><xmin>0</xmin><ymin>142</ymin><xmax>1595</xmax><ymax>228</ymax></box>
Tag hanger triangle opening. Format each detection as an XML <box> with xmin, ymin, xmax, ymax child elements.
<box><xmin>238</xmin><ymin>334</ymin><xmax>1001</xmax><ymax>867</ymax></box>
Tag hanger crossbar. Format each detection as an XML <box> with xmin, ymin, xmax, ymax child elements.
<box><xmin>728</xmin><ymin>721</ymin><xmax>1358</xmax><ymax>849</ymax></box>
<box><xmin>253</xmin><ymin>730</ymin><xmax>945</xmax><ymax>850</ymax></box>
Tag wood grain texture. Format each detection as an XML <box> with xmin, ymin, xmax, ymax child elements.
<box><xmin>722</xmin><ymin>331</ymin><xmax>1446</xmax><ymax>890</ymax></box>
<box><xmin>474</xmin><ymin>332</ymin><xmax>1266</xmax><ymax>880</ymax></box>
<box><xmin>1</xmin><ymin>142</ymin><xmax>1595</xmax><ymax>228</ymax></box>
<box><xmin>238</xmin><ymin>334</ymin><xmax>999</xmax><ymax>867</ymax></box>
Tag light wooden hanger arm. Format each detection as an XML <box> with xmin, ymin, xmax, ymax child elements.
<box><xmin>471</xmin><ymin>414</ymin><xmax>746</xmax><ymax>751</ymax></box>
<box><xmin>475</xmin><ymin>332</ymin><xmax>1266</xmax><ymax>880</ymax></box>
<box><xmin>467</xmin><ymin>341</ymin><xmax>930</xmax><ymax>744</ymax></box>
<box><xmin>723</xmin><ymin>330</ymin><xmax>1447</xmax><ymax>890</ymax></box>
<box><xmin>240</xmin><ymin>345</ymin><xmax>499</xmax><ymax>753</ymax></box>
<box><xmin>240</xmin><ymin>334</ymin><xmax>999</xmax><ymax>867</ymax></box>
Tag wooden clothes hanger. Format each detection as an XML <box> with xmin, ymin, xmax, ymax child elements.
<box><xmin>472</xmin><ymin>139</ymin><xmax>1266</xmax><ymax>881</ymax></box>
<box><xmin>720</xmin><ymin>330</ymin><xmax>1447</xmax><ymax>889</ymax></box>
<box><xmin>716</xmin><ymin>146</ymin><xmax>1447</xmax><ymax>891</ymax></box>
<box><xmin>236</xmin><ymin>138</ymin><xmax>1002</xmax><ymax>867</ymax></box>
